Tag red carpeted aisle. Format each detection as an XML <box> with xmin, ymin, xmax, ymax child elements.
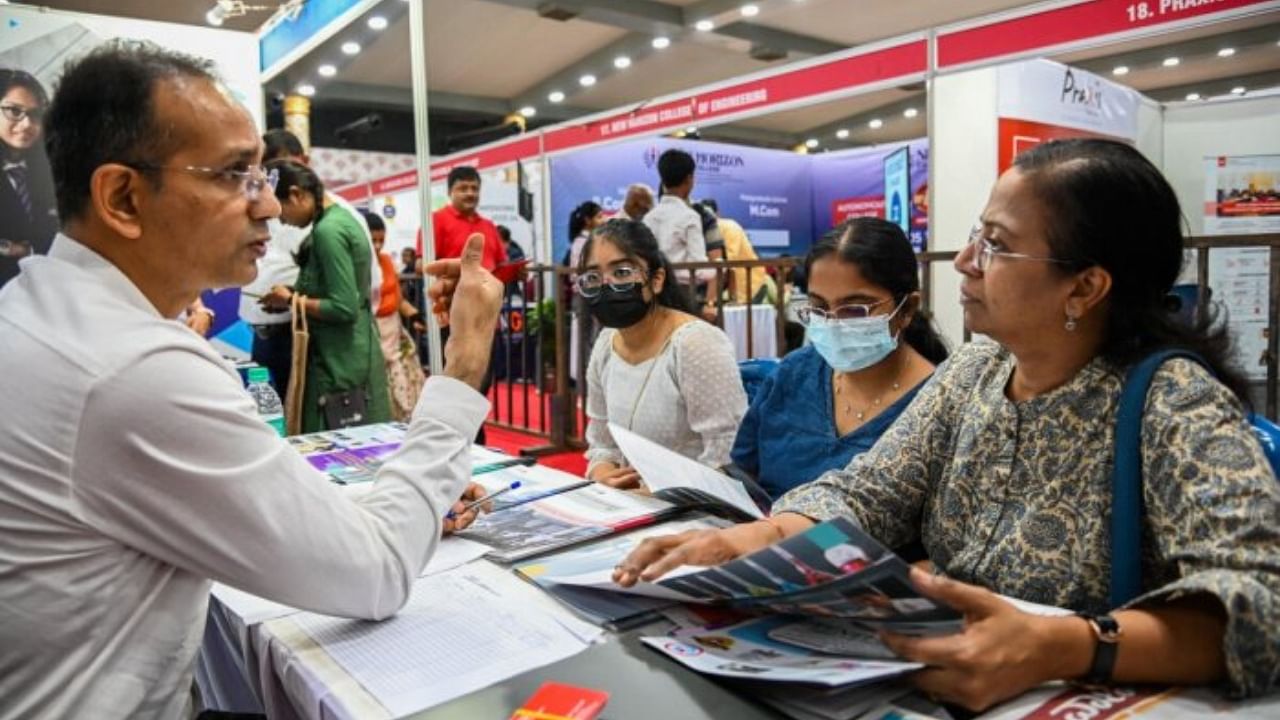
<box><xmin>482</xmin><ymin>381</ymin><xmax>588</xmax><ymax>477</ymax></box>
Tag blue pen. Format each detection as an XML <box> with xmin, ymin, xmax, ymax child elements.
<box><xmin>446</xmin><ymin>480</ymin><xmax>521</xmax><ymax>520</ymax></box>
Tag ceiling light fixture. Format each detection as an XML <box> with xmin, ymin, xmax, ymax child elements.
<box><xmin>548</xmin><ymin>90</ymin><xmax>565</xmax><ymax>103</ymax></box>
<box><xmin>868</xmin><ymin>118</ymin><xmax>883</xmax><ymax>129</ymax></box>
<box><xmin>341</xmin><ymin>41</ymin><xmax>361</xmax><ymax>55</ymax></box>
<box><xmin>205</xmin><ymin>7</ymin><xmax>226</xmax><ymax>26</ymax></box>
<box><xmin>741</xmin><ymin>4</ymin><xmax>760</xmax><ymax>16</ymax></box>
<box><xmin>805</xmin><ymin>138</ymin><xmax>819</xmax><ymax>148</ymax></box>
<box><xmin>1231</xmin><ymin>86</ymin><xmax>1246</xmax><ymax>95</ymax></box>
<box><xmin>835</xmin><ymin>128</ymin><xmax>849</xmax><ymax>139</ymax></box>
<box><xmin>614</xmin><ymin>56</ymin><xmax>632</xmax><ymax>69</ymax></box>
<box><xmin>695</xmin><ymin>19</ymin><xmax>714</xmax><ymax>32</ymax></box>
<box><xmin>579</xmin><ymin>74</ymin><xmax>596</xmax><ymax>87</ymax></box>
<box><xmin>686</xmin><ymin>126</ymin><xmax>698</xmax><ymax>134</ymax></box>
<box><xmin>1185</xmin><ymin>92</ymin><xmax>1201</xmax><ymax>101</ymax></box>
<box><xmin>1162</xmin><ymin>56</ymin><xmax>1179</xmax><ymax>67</ymax></box>
<box><xmin>296</xmin><ymin>83</ymin><xmax>316</xmax><ymax>97</ymax></box>
<box><xmin>652</xmin><ymin>36</ymin><xmax>671</xmax><ymax>50</ymax></box>
<box><xmin>519</xmin><ymin>106</ymin><xmax>537</xmax><ymax>118</ymax></box>
<box><xmin>903</xmin><ymin>107</ymin><xmax>919</xmax><ymax>118</ymax></box>
<box><xmin>1217</xmin><ymin>47</ymin><xmax>1236</xmax><ymax>57</ymax></box>
<box><xmin>317</xmin><ymin>64</ymin><xmax>337</xmax><ymax>77</ymax></box>
<box><xmin>1112</xmin><ymin>65</ymin><xmax>1129</xmax><ymax>76</ymax></box>
<box><xmin>205</xmin><ymin>0</ymin><xmax>305</xmax><ymax>26</ymax></box>
<box><xmin>367</xmin><ymin>15</ymin><xmax>388</xmax><ymax>30</ymax></box>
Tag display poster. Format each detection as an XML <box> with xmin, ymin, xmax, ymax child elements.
<box><xmin>808</xmin><ymin>139</ymin><xmax>930</xmax><ymax>251</ymax></box>
<box><xmin>883</xmin><ymin>146</ymin><xmax>911</xmax><ymax>236</ymax></box>
<box><xmin>0</xmin><ymin>4</ymin><xmax>263</xmax><ymax>355</ymax></box>
<box><xmin>549</xmin><ymin>136</ymin><xmax>813</xmax><ymax>261</ymax></box>
<box><xmin>1202</xmin><ymin>154</ymin><xmax>1279</xmax><ymax>382</ymax></box>
<box><xmin>996</xmin><ymin>59</ymin><xmax>1139</xmax><ymax>173</ymax></box>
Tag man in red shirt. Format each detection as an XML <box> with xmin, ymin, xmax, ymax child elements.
<box><xmin>417</xmin><ymin>166</ymin><xmax>507</xmax><ymax>270</ymax></box>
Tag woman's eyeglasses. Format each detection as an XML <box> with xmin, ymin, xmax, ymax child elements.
<box><xmin>796</xmin><ymin>297</ymin><xmax>893</xmax><ymax>324</ymax></box>
<box><xmin>967</xmin><ymin>225</ymin><xmax>1073</xmax><ymax>273</ymax></box>
<box><xmin>575</xmin><ymin>264</ymin><xmax>645</xmax><ymax>297</ymax></box>
<box><xmin>0</xmin><ymin>104</ymin><xmax>44</xmax><ymax>124</ymax></box>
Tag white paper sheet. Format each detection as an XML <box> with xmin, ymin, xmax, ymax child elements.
<box><xmin>420</xmin><ymin>536</ymin><xmax>490</xmax><ymax>577</ymax></box>
<box><xmin>608</xmin><ymin>423</ymin><xmax>762</xmax><ymax>518</ymax></box>
<box><xmin>289</xmin><ymin>563</ymin><xmax>594</xmax><ymax>717</ymax></box>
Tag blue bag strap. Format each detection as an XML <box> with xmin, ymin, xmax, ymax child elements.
<box><xmin>1112</xmin><ymin>349</ymin><xmax>1208</xmax><ymax>609</ymax></box>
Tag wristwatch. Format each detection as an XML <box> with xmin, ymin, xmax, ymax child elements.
<box><xmin>1077</xmin><ymin>612</ymin><xmax>1122</xmax><ymax>685</ymax></box>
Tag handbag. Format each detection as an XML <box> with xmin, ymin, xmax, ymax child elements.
<box><xmin>1111</xmin><ymin>349</ymin><xmax>1279</xmax><ymax>608</ymax></box>
<box><xmin>386</xmin><ymin>326</ymin><xmax>426</xmax><ymax>421</ymax></box>
<box><xmin>318</xmin><ymin>386</ymin><xmax>371</xmax><ymax>430</ymax></box>
<box><xmin>284</xmin><ymin>293</ymin><xmax>309</xmax><ymax>436</ymax></box>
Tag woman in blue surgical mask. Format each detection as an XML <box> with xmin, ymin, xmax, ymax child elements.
<box><xmin>729</xmin><ymin>218</ymin><xmax>948</xmax><ymax>500</ymax></box>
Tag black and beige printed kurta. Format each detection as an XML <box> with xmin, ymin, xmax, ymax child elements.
<box><xmin>774</xmin><ymin>341</ymin><xmax>1280</xmax><ymax>696</ymax></box>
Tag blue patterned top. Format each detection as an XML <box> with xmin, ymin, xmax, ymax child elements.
<box><xmin>730</xmin><ymin>345</ymin><xmax>925</xmax><ymax>500</ymax></box>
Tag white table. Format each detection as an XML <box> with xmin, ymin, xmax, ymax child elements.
<box><xmin>721</xmin><ymin>304</ymin><xmax>779</xmax><ymax>361</ymax></box>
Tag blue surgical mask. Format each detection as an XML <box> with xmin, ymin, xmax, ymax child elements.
<box><xmin>805</xmin><ymin>299</ymin><xmax>905</xmax><ymax>373</ymax></box>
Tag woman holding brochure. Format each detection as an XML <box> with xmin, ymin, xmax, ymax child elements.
<box><xmin>614</xmin><ymin>140</ymin><xmax>1280</xmax><ymax>710</ymax></box>
<box><xmin>580</xmin><ymin>219</ymin><xmax>748</xmax><ymax>488</ymax></box>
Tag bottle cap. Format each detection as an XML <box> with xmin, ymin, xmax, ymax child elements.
<box><xmin>247</xmin><ymin>367</ymin><xmax>271</xmax><ymax>384</ymax></box>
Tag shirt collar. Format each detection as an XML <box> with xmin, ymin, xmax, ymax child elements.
<box><xmin>48</xmin><ymin>233</ymin><xmax>165</xmax><ymax>319</ymax></box>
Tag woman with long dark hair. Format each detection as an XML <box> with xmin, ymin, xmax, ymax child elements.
<box><xmin>580</xmin><ymin>219</ymin><xmax>747</xmax><ymax>488</ymax></box>
<box><xmin>564</xmin><ymin>200</ymin><xmax>604</xmax><ymax>268</ymax></box>
<box><xmin>731</xmin><ymin>217</ymin><xmax>948</xmax><ymax>499</ymax></box>
<box><xmin>0</xmin><ymin>68</ymin><xmax>57</xmax><ymax>288</ymax></box>
<box><xmin>261</xmin><ymin>160</ymin><xmax>390</xmax><ymax>433</ymax></box>
<box><xmin>615</xmin><ymin>139</ymin><xmax>1280</xmax><ymax>710</ymax></box>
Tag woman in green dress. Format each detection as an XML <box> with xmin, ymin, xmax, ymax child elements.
<box><xmin>262</xmin><ymin>160</ymin><xmax>389</xmax><ymax>433</ymax></box>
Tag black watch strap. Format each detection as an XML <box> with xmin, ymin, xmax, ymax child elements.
<box><xmin>1077</xmin><ymin>612</ymin><xmax>1122</xmax><ymax>685</ymax></box>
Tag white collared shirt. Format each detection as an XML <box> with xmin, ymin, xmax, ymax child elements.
<box><xmin>642</xmin><ymin>194</ymin><xmax>712</xmax><ymax>282</ymax></box>
<box><xmin>238</xmin><ymin>217</ymin><xmax>307</xmax><ymax>324</ymax></box>
<box><xmin>0</xmin><ymin>235</ymin><xmax>488</xmax><ymax>719</ymax></box>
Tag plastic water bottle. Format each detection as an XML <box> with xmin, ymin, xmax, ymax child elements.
<box><xmin>246</xmin><ymin>367</ymin><xmax>286</xmax><ymax>436</ymax></box>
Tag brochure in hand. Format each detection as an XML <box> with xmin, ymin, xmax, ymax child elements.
<box><xmin>544</xmin><ymin>517</ymin><xmax>962</xmax><ymax>635</ymax></box>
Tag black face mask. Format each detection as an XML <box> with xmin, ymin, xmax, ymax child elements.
<box><xmin>586</xmin><ymin>283</ymin><xmax>652</xmax><ymax>329</ymax></box>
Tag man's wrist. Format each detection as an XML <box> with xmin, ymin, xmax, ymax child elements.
<box><xmin>444</xmin><ymin>337</ymin><xmax>490</xmax><ymax>389</ymax></box>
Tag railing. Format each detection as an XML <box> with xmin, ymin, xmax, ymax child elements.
<box><xmin>478</xmin><ymin>234</ymin><xmax>1277</xmax><ymax>454</ymax></box>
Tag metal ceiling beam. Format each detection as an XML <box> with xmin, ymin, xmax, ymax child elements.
<box><xmin>713</xmin><ymin>22</ymin><xmax>843</xmax><ymax>57</ymax></box>
<box><xmin>316</xmin><ymin>83</ymin><xmax>594</xmax><ymax>122</ymax></box>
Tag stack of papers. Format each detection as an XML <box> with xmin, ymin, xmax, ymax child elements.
<box><xmin>288</xmin><ymin>562</ymin><xmax>600</xmax><ymax>717</ymax></box>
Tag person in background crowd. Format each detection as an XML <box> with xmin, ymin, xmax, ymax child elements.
<box><xmin>262</xmin><ymin>160</ymin><xmax>390</xmax><ymax>432</ymax></box>
<box><xmin>616</xmin><ymin>139</ymin><xmax>1280</xmax><ymax>712</ymax></box>
<box><xmin>564</xmin><ymin>200</ymin><xmax>604</xmax><ymax>268</ymax></box>
<box><xmin>644</xmin><ymin>149</ymin><xmax>718</xmax><ymax>321</ymax></box>
<box><xmin>182</xmin><ymin>295</ymin><xmax>216</xmax><ymax>337</ymax></box>
<box><xmin>237</xmin><ymin>130</ymin><xmax>312</xmax><ymax>396</ymax></box>
<box><xmin>701</xmin><ymin>198</ymin><xmax>772</xmax><ymax>305</ymax></box>
<box><xmin>364</xmin><ymin>211</ymin><xmax>426</xmax><ymax>421</ymax></box>
<box><xmin>581</xmin><ymin>219</ymin><xmax>747</xmax><ymax>488</ymax></box>
<box><xmin>261</xmin><ymin>128</ymin><xmax>382</xmax><ymax>310</ymax></box>
<box><xmin>498</xmin><ymin>224</ymin><xmax>525</xmax><ymax>263</ymax></box>
<box><xmin>618</xmin><ymin>182</ymin><xmax>654</xmax><ymax>221</ymax></box>
<box><xmin>731</xmin><ymin>218</ymin><xmax>948</xmax><ymax>500</ymax></box>
<box><xmin>0</xmin><ymin>41</ymin><xmax>501</xmax><ymax>719</ymax></box>
<box><xmin>401</xmin><ymin>246</ymin><xmax>419</xmax><ymax>275</ymax></box>
<box><xmin>420</xmin><ymin>165</ymin><xmax>506</xmax><ymax>443</ymax></box>
<box><xmin>0</xmin><ymin>68</ymin><xmax>57</xmax><ymax>288</ymax></box>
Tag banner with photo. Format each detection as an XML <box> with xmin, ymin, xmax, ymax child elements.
<box><xmin>809</xmin><ymin>139</ymin><xmax>930</xmax><ymax>251</ymax></box>
<box><xmin>1202</xmin><ymin>154</ymin><xmax>1280</xmax><ymax>382</ymax></box>
<box><xmin>0</xmin><ymin>4</ymin><xmax>262</xmax><ymax>354</ymax></box>
<box><xmin>549</xmin><ymin>136</ymin><xmax>813</xmax><ymax>262</ymax></box>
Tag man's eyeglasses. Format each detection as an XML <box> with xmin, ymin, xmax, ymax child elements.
<box><xmin>127</xmin><ymin>163</ymin><xmax>279</xmax><ymax>202</ymax></box>
<box><xmin>575</xmin><ymin>264</ymin><xmax>645</xmax><ymax>298</ymax></box>
<box><xmin>796</xmin><ymin>297</ymin><xmax>893</xmax><ymax>325</ymax></box>
<box><xmin>0</xmin><ymin>104</ymin><xmax>44</xmax><ymax>124</ymax></box>
<box><xmin>966</xmin><ymin>225</ymin><xmax>1073</xmax><ymax>273</ymax></box>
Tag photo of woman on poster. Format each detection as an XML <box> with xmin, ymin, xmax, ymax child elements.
<box><xmin>1</xmin><ymin>67</ymin><xmax>58</xmax><ymax>288</ymax></box>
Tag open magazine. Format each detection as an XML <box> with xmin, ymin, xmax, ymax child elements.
<box><xmin>541</xmin><ymin>517</ymin><xmax>962</xmax><ymax>635</ymax></box>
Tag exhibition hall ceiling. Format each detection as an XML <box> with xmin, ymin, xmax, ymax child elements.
<box><xmin>19</xmin><ymin>0</ymin><xmax>1280</xmax><ymax>153</ymax></box>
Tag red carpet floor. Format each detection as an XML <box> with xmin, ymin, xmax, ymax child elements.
<box><xmin>483</xmin><ymin>381</ymin><xmax>588</xmax><ymax>477</ymax></box>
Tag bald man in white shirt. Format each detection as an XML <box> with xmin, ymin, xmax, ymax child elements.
<box><xmin>0</xmin><ymin>42</ymin><xmax>502</xmax><ymax>720</ymax></box>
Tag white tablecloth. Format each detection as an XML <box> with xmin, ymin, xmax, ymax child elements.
<box><xmin>721</xmin><ymin>304</ymin><xmax>778</xmax><ymax>361</ymax></box>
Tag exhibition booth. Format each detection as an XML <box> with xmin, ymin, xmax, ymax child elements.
<box><xmin>3</xmin><ymin>1</ymin><xmax>1280</xmax><ymax>717</ymax></box>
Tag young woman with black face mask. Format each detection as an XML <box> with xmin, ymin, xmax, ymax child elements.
<box><xmin>579</xmin><ymin>220</ymin><xmax>748</xmax><ymax>488</ymax></box>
